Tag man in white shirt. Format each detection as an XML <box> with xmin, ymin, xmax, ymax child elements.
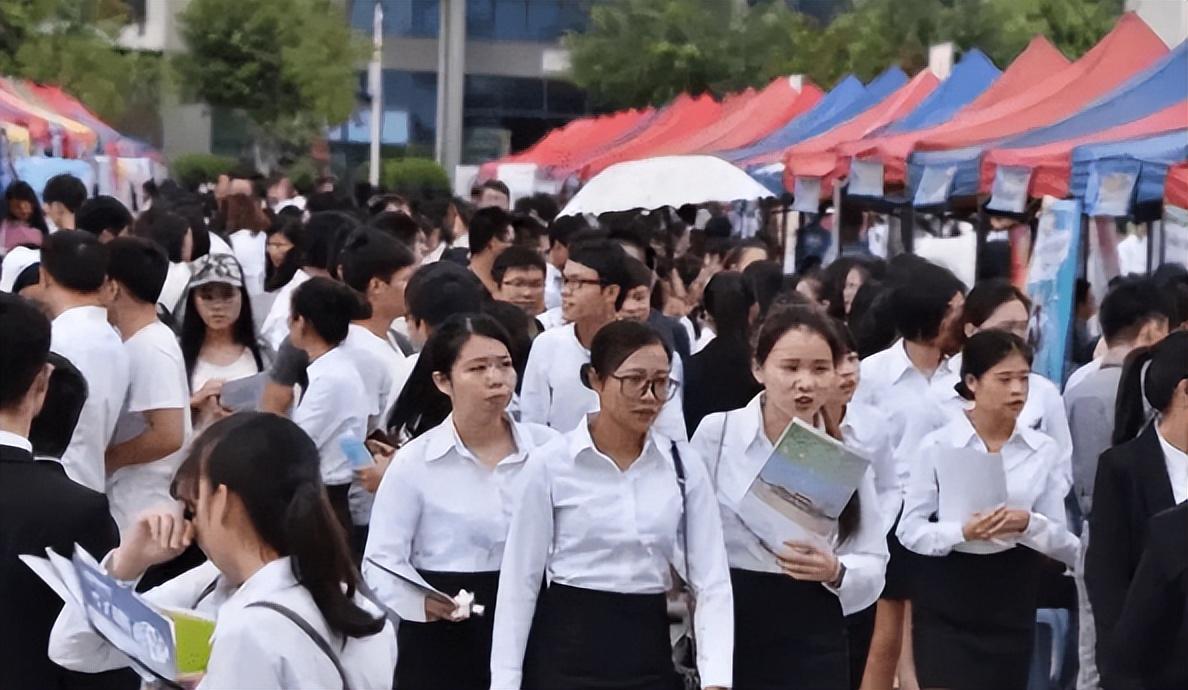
<box><xmin>543</xmin><ymin>216</ymin><xmax>583</xmax><ymax>311</ymax></box>
<box><xmin>76</xmin><ymin>195</ymin><xmax>133</xmax><ymax>244</ymax></box>
<box><xmin>477</xmin><ymin>179</ymin><xmax>510</xmax><ymax>211</ymax></box>
<box><xmin>1116</xmin><ymin>227</ymin><xmax>1148</xmax><ymax>277</ymax></box>
<box><xmin>467</xmin><ymin>207</ymin><xmax>515</xmax><ymax>296</ymax></box>
<box><xmin>38</xmin><ymin>231</ymin><xmax>131</xmax><ymax>492</ymax></box>
<box><xmin>42</xmin><ymin>174</ymin><xmax>87</xmax><ymax>232</ymax></box>
<box><xmin>492</xmin><ymin>245</ymin><xmax>547</xmax><ymax>326</ymax></box>
<box><xmin>103</xmin><ymin>237</ymin><xmax>192</xmax><ymax>531</ymax></box>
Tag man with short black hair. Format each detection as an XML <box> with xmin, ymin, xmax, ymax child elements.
<box><xmin>104</xmin><ymin>237</ymin><xmax>191</xmax><ymax>532</ymax></box>
<box><xmin>478</xmin><ymin>179</ymin><xmax>510</xmax><ymax>211</ymax></box>
<box><xmin>0</xmin><ymin>293</ymin><xmax>123</xmax><ymax>689</ymax></box>
<box><xmin>493</xmin><ymin>244</ymin><xmax>547</xmax><ymax>320</ymax></box>
<box><xmin>405</xmin><ymin>260</ymin><xmax>486</xmax><ymax>348</ymax></box>
<box><xmin>542</xmin><ymin>215</ymin><xmax>585</xmax><ymax>313</ymax></box>
<box><xmin>42</xmin><ymin>173</ymin><xmax>88</xmax><ymax>231</ymax></box>
<box><xmin>39</xmin><ymin>231</ymin><xmax>130</xmax><ymax>492</ymax></box>
<box><xmin>468</xmin><ymin>207</ymin><xmax>514</xmax><ymax>295</ymax></box>
<box><xmin>76</xmin><ymin>195</ymin><xmax>132</xmax><ymax>243</ymax></box>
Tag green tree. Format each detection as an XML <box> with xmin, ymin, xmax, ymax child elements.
<box><xmin>0</xmin><ymin>0</ymin><xmax>154</xmax><ymax>121</ymax></box>
<box><xmin>173</xmin><ymin>0</ymin><xmax>365</xmax><ymax>167</ymax></box>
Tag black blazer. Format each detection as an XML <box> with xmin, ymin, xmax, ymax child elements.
<box><xmin>1084</xmin><ymin>425</ymin><xmax>1177</xmax><ymax>686</ymax></box>
<box><xmin>0</xmin><ymin>443</ymin><xmax>127</xmax><ymax>689</ymax></box>
<box><xmin>683</xmin><ymin>333</ymin><xmax>762</xmax><ymax>437</ymax></box>
<box><xmin>1109</xmin><ymin>502</ymin><xmax>1188</xmax><ymax>690</ymax></box>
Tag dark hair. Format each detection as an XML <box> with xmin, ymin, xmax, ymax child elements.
<box><xmin>754</xmin><ymin>305</ymin><xmax>843</xmax><ymax>366</ymax></box>
<box><xmin>304</xmin><ymin>212</ymin><xmax>359</xmax><ymax>272</ymax></box>
<box><xmin>42</xmin><ymin>174</ymin><xmax>88</xmax><ymax>213</ymax></box>
<box><xmin>743</xmin><ymin>260</ymin><xmax>785</xmax><ymax>321</ymax></box>
<box><xmin>468</xmin><ymin>207</ymin><xmax>512</xmax><ymax>253</ymax></box>
<box><xmin>480</xmin><ymin>301</ymin><xmax>533</xmax><ymax>389</ymax></box>
<box><xmin>724</xmin><ymin>239</ymin><xmax>773</xmax><ymax>271</ymax></box>
<box><xmin>368</xmin><ymin>211</ymin><xmax>421</xmax><ymax>249</ymax></box>
<box><xmin>291</xmin><ymin>277</ymin><xmax>369</xmax><ymax>346</ymax></box>
<box><xmin>622</xmin><ymin>256</ymin><xmax>653</xmax><ymax>294</ymax></box>
<box><xmin>831</xmin><ymin>317</ymin><xmax>858</xmax><ymax>355</ymax></box>
<box><xmin>224</xmin><ymin>193</ymin><xmax>270</xmax><ymax>234</ymax></box>
<box><xmin>962</xmin><ymin>279</ymin><xmax>1032</xmax><ymax>329</ymax></box>
<box><xmin>850</xmin><ymin>281</ymin><xmax>896</xmax><ymax>358</ymax></box>
<box><xmin>29</xmin><ymin>353</ymin><xmax>87</xmax><ymax>458</ymax></box>
<box><xmin>955</xmin><ymin>330</ymin><xmax>1033</xmax><ymax>401</ymax></box>
<box><xmin>703</xmin><ymin>272</ymin><xmax>755</xmax><ymax>345</ymax></box>
<box><xmin>1112</xmin><ymin>331</ymin><xmax>1188</xmax><ymax>445</ymax></box>
<box><xmin>568</xmin><ymin>238</ymin><xmax>631</xmax><ymax>309</ymax></box>
<box><xmin>704</xmin><ymin>215</ymin><xmax>733</xmax><ymax>239</ymax></box>
<box><xmin>107</xmin><ymin>236</ymin><xmax>169</xmax><ymax>304</ymax></box>
<box><xmin>188</xmin><ymin>413</ymin><xmax>385</xmax><ymax>637</ymax></box>
<box><xmin>583</xmin><ymin>320</ymin><xmax>671</xmax><ymax>388</ymax></box>
<box><xmin>1098</xmin><ymin>278</ymin><xmax>1174</xmax><ymax>345</ymax></box>
<box><xmin>338</xmin><ymin>229</ymin><xmax>416</xmax><ymax>294</ymax></box>
<box><xmin>492</xmin><ymin>244</ymin><xmax>546</xmax><ymax>286</ymax></box>
<box><xmin>367</xmin><ymin>193</ymin><xmax>408</xmax><ymax>217</ymax></box>
<box><xmin>0</xmin><ymin>293</ymin><xmax>51</xmax><ymax>409</ymax></box>
<box><xmin>405</xmin><ymin>261</ymin><xmax>485</xmax><ymax>329</ymax></box>
<box><xmin>889</xmin><ymin>262</ymin><xmax>965</xmax><ymax>342</ymax></box>
<box><xmin>180</xmin><ymin>279</ymin><xmax>263</xmax><ymax>381</ymax></box>
<box><xmin>40</xmin><ymin>230</ymin><xmax>109</xmax><ymax>293</ymax></box>
<box><xmin>1167</xmin><ymin>282</ymin><xmax>1188</xmax><ymax>331</ymax></box>
<box><xmin>548</xmin><ymin>214</ymin><xmax>587</xmax><ymax>248</ymax></box>
<box><xmin>514</xmin><ymin>192</ymin><xmax>560</xmax><ymax>224</ymax></box>
<box><xmin>388</xmin><ymin>313</ymin><xmax>512</xmax><ymax>439</ymax></box>
<box><xmin>77</xmin><ymin>195</ymin><xmax>132</xmax><ymax>238</ymax></box>
<box><xmin>480</xmin><ymin>179</ymin><xmax>510</xmax><ymax>199</ymax></box>
<box><xmin>820</xmin><ymin>257</ymin><xmax>866</xmax><ymax>320</ymax></box>
<box><xmin>132</xmin><ymin>209</ymin><xmax>189</xmax><ymax>262</ymax></box>
<box><xmin>4</xmin><ymin>181</ymin><xmax>49</xmax><ymax>234</ymax></box>
<box><xmin>265</xmin><ymin>215</ymin><xmax>305</xmax><ymax>292</ymax></box>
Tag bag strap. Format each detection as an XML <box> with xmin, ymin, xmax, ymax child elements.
<box><xmin>669</xmin><ymin>441</ymin><xmax>698</xmax><ymax>645</ymax></box>
<box><xmin>247</xmin><ymin>601</ymin><xmax>352</xmax><ymax>690</ymax></box>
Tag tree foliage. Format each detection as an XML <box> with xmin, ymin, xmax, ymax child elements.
<box><xmin>174</xmin><ymin>0</ymin><xmax>365</xmax><ymax>156</ymax></box>
<box><xmin>565</xmin><ymin>0</ymin><xmax>1127</xmax><ymax>109</ymax></box>
<box><xmin>0</xmin><ymin>0</ymin><xmax>156</xmax><ymax>121</ymax></box>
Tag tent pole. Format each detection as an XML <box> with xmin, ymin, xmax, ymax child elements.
<box><xmin>975</xmin><ymin>199</ymin><xmax>988</xmax><ymax>280</ymax></box>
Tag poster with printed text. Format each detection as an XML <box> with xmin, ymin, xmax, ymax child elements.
<box><xmin>1025</xmin><ymin>197</ymin><xmax>1082</xmax><ymax>385</ymax></box>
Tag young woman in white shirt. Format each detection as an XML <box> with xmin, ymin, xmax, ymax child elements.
<box><xmin>691</xmin><ymin>306</ymin><xmax>888</xmax><ymax>689</ymax></box>
<box><xmin>897</xmin><ymin>330</ymin><xmax>1078</xmax><ymax>690</ymax></box>
<box><xmin>288</xmin><ymin>276</ymin><xmax>372</xmax><ymax>537</ymax></box>
<box><xmin>491</xmin><ymin>320</ymin><xmax>734</xmax><ymax>690</ymax></box>
<box><xmin>49</xmin><ymin>413</ymin><xmax>397</xmax><ymax>689</ymax></box>
<box><xmin>182</xmin><ymin>254</ymin><xmax>266</xmax><ymax>428</ymax></box>
<box><xmin>363</xmin><ymin>313</ymin><xmax>558</xmax><ymax>689</ymax></box>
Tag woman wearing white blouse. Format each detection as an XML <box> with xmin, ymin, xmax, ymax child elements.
<box><xmin>898</xmin><ymin>331</ymin><xmax>1078</xmax><ymax>690</ymax></box>
<box><xmin>363</xmin><ymin>314</ymin><xmax>558</xmax><ymax>689</ymax></box>
<box><xmin>691</xmin><ymin>306</ymin><xmax>888</xmax><ymax>689</ymax></box>
<box><xmin>491</xmin><ymin>320</ymin><xmax>733</xmax><ymax>690</ymax></box>
<box><xmin>49</xmin><ymin>413</ymin><xmax>397</xmax><ymax>689</ymax></box>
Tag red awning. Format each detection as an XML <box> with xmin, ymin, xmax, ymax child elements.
<box><xmin>1166</xmin><ymin>161</ymin><xmax>1188</xmax><ymax>207</ymax></box>
<box><xmin>658</xmin><ymin>77</ymin><xmax>824</xmax><ymax>155</ymax></box>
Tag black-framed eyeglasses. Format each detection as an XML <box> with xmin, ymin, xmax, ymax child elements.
<box><xmin>562</xmin><ymin>277</ymin><xmax>605</xmax><ymax>290</ymax></box>
<box><xmin>608</xmin><ymin>372</ymin><xmax>680</xmax><ymax>401</ymax></box>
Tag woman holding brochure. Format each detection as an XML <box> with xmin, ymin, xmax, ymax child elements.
<box><xmin>49</xmin><ymin>413</ymin><xmax>398</xmax><ymax>688</ymax></box>
<box><xmin>690</xmin><ymin>306</ymin><xmax>888</xmax><ymax>690</ymax></box>
<box><xmin>362</xmin><ymin>314</ymin><xmax>558</xmax><ymax>690</ymax></box>
<box><xmin>898</xmin><ymin>330</ymin><xmax>1078</xmax><ymax>690</ymax></box>
<box><xmin>491</xmin><ymin>320</ymin><xmax>734</xmax><ymax>690</ymax></box>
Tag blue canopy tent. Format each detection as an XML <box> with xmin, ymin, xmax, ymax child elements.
<box><xmin>1069</xmin><ymin>129</ymin><xmax>1188</xmax><ymax>206</ymax></box>
<box><xmin>883</xmin><ymin>49</ymin><xmax>1002</xmax><ymax>134</ymax></box>
<box><xmin>908</xmin><ymin>41</ymin><xmax>1188</xmax><ymax>202</ymax></box>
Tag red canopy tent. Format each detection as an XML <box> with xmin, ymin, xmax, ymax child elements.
<box><xmin>782</xmin><ymin>70</ymin><xmax>940</xmax><ymax>196</ymax></box>
<box><xmin>478</xmin><ymin>107</ymin><xmax>654</xmax><ymax>179</ymax></box>
<box><xmin>980</xmin><ymin>102</ymin><xmax>1188</xmax><ymax>198</ymax></box>
<box><xmin>1166</xmin><ymin>162</ymin><xmax>1188</xmax><ymax>207</ymax></box>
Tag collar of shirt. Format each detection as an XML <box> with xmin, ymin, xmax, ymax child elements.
<box><xmin>887</xmin><ymin>338</ymin><xmax>955</xmax><ymax>386</ymax></box>
<box><xmin>942</xmin><ymin>410</ymin><xmax>1044</xmax><ymax>456</ymax></box>
<box><xmin>732</xmin><ymin>394</ymin><xmax>768</xmax><ymax>451</ymax></box>
<box><xmin>565</xmin><ymin>414</ymin><xmax>669</xmax><ymax>473</ymax></box>
<box><xmin>52</xmin><ymin>304</ymin><xmax>109</xmax><ymax>330</ymax></box>
<box><xmin>0</xmin><ymin>430</ymin><xmax>32</xmax><ymax>454</ymax></box>
<box><xmin>306</xmin><ymin>344</ymin><xmax>350</xmax><ymax>380</ymax></box>
<box><xmin>224</xmin><ymin>556</ymin><xmax>298</xmax><ymax>609</ymax></box>
<box><xmin>1154</xmin><ymin>422</ymin><xmax>1188</xmax><ymax>501</ymax></box>
<box><xmin>423</xmin><ymin>413</ymin><xmax>531</xmax><ymax>467</ymax></box>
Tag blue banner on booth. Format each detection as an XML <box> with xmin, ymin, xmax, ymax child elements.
<box><xmin>1026</xmin><ymin>197</ymin><xmax>1082</xmax><ymax>385</ymax></box>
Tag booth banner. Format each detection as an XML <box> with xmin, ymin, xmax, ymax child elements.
<box><xmin>1087</xmin><ymin>216</ymin><xmax>1122</xmax><ymax>305</ymax></box>
<box><xmin>792</xmin><ymin>176</ymin><xmax>821</xmax><ymax>212</ymax></box>
<box><xmin>1164</xmin><ymin>205</ymin><xmax>1188</xmax><ymax>266</ymax></box>
<box><xmin>987</xmin><ymin>165</ymin><xmax>1031</xmax><ymax>213</ymax></box>
<box><xmin>452</xmin><ymin>165</ymin><xmax>479</xmax><ymax>199</ymax></box>
<box><xmin>13</xmin><ymin>156</ymin><xmax>96</xmax><ymax>202</ymax></box>
<box><xmin>849</xmin><ymin>160</ymin><xmax>884</xmax><ymax>197</ymax></box>
<box><xmin>914</xmin><ymin>164</ymin><xmax>957</xmax><ymax>206</ymax></box>
<box><xmin>1084</xmin><ymin>159</ymin><xmax>1139</xmax><ymax>217</ymax></box>
<box><xmin>1026</xmin><ymin>196</ymin><xmax>1082</xmax><ymax>385</ymax></box>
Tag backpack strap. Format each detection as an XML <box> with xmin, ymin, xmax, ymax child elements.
<box><xmin>247</xmin><ymin>601</ymin><xmax>351</xmax><ymax>690</ymax></box>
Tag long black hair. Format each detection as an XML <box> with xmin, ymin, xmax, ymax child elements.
<box><xmin>387</xmin><ymin>313</ymin><xmax>513</xmax><ymax>441</ymax></box>
<box><xmin>180</xmin><ymin>413</ymin><xmax>385</xmax><ymax>638</ymax></box>
<box><xmin>1113</xmin><ymin>330</ymin><xmax>1188</xmax><ymax>445</ymax></box>
<box><xmin>265</xmin><ymin>214</ymin><xmax>305</xmax><ymax>292</ymax></box>
<box><xmin>179</xmin><ymin>280</ymin><xmax>264</xmax><ymax>382</ymax></box>
<box><xmin>4</xmin><ymin>181</ymin><xmax>49</xmax><ymax>235</ymax></box>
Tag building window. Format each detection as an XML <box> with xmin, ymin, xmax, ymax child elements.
<box><xmin>350</xmin><ymin>0</ymin><xmax>440</xmax><ymax>38</ymax></box>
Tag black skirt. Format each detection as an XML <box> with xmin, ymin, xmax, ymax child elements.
<box><xmin>731</xmin><ymin>568</ymin><xmax>849</xmax><ymax>690</ymax></box>
<box><xmin>524</xmin><ymin>583</ymin><xmax>679</xmax><ymax>690</ymax></box>
<box><xmin>912</xmin><ymin>546</ymin><xmax>1043</xmax><ymax>690</ymax></box>
<box><xmin>882</xmin><ymin>509</ymin><xmax>918</xmax><ymax>601</ymax></box>
<box><xmin>395</xmin><ymin>570</ymin><xmax>500</xmax><ymax>690</ymax></box>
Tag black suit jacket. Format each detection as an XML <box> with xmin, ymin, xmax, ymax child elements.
<box><xmin>0</xmin><ymin>443</ymin><xmax>128</xmax><ymax>689</ymax></box>
<box><xmin>1084</xmin><ymin>425</ymin><xmax>1177</xmax><ymax>687</ymax></box>
<box><xmin>682</xmin><ymin>334</ymin><xmax>762</xmax><ymax>437</ymax></box>
<box><xmin>1109</xmin><ymin>502</ymin><xmax>1188</xmax><ymax>690</ymax></box>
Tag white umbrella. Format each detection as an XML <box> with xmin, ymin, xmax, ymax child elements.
<box><xmin>557</xmin><ymin>155</ymin><xmax>774</xmax><ymax>217</ymax></box>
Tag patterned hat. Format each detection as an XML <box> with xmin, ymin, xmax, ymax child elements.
<box><xmin>189</xmin><ymin>252</ymin><xmax>244</xmax><ymax>289</ymax></box>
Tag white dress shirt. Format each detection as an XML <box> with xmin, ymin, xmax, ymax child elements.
<box><xmin>107</xmin><ymin>321</ymin><xmax>194</xmax><ymax>531</ymax></box>
<box><xmin>544</xmin><ymin>262</ymin><xmax>562</xmax><ymax>311</ymax></box>
<box><xmin>51</xmin><ymin>305</ymin><xmax>131</xmax><ymax>492</ymax></box>
<box><xmin>1065</xmin><ymin>358</ymin><xmax>1103</xmax><ymax>392</ymax></box>
<box><xmin>691</xmin><ymin>396</ymin><xmax>890</xmax><ymax>616</ymax></box>
<box><xmin>362</xmin><ymin>415</ymin><xmax>559</xmax><ymax>622</ymax></box>
<box><xmin>0</xmin><ymin>429</ymin><xmax>32</xmax><ymax>453</ymax></box>
<box><xmin>259</xmin><ymin>269</ymin><xmax>311</xmax><ymax>351</ymax></box>
<box><xmin>535</xmin><ymin>305</ymin><xmax>566</xmax><ymax>331</ymax></box>
<box><xmin>1155</xmin><ymin>423</ymin><xmax>1188</xmax><ymax>505</ymax></box>
<box><xmin>341</xmin><ymin>324</ymin><xmax>407</xmax><ymax>433</ymax></box>
<box><xmin>207</xmin><ymin>233</ymin><xmax>235</xmax><ymax>257</ymax></box>
<box><xmin>201</xmin><ymin>557</ymin><xmax>397</xmax><ymax>690</ymax></box>
<box><xmin>158</xmin><ymin>261</ymin><xmax>191</xmax><ymax>316</ymax></box>
<box><xmin>840</xmin><ymin>401</ymin><xmax>900</xmax><ymax>536</ymax></box>
<box><xmin>292</xmin><ymin>346</ymin><xmax>369</xmax><ymax>486</ymax></box>
<box><xmin>898</xmin><ymin>414</ymin><xmax>1079</xmax><ymax>568</ymax></box>
<box><xmin>490</xmin><ymin>418</ymin><xmax>734</xmax><ymax>689</ymax></box>
<box><xmin>519</xmin><ymin>323</ymin><xmax>688</xmax><ymax>440</ymax></box>
<box><xmin>929</xmin><ymin>352</ymin><xmax>1074</xmax><ymax>494</ymax></box>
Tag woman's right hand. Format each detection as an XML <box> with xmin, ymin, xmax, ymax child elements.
<box><xmin>108</xmin><ymin>509</ymin><xmax>195</xmax><ymax>581</ymax></box>
<box><xmin>424</xmin><ymin>595</ymin><xmax>459</xmax><ymax>622</ymax></box>
<box><xmin>962</xmin><ymin>507</ymin><xmax>1007</xmax><ymax>542</ymax></box>
<box><xmin>190</xmin><ymin>380</ymin><xmax>224</xmax><ymax>408</ymax></box>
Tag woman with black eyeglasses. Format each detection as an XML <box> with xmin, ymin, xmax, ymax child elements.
<box><xmin>492</xmin><ymin>320</ymin><xmax>734</xmax><ymax>690</ymax></box>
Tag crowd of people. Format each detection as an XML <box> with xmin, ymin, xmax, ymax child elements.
<box><xmin>1</xmin><ymin>168</ymin><xmax>1187</xmax><ymax>690</ymax></box>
